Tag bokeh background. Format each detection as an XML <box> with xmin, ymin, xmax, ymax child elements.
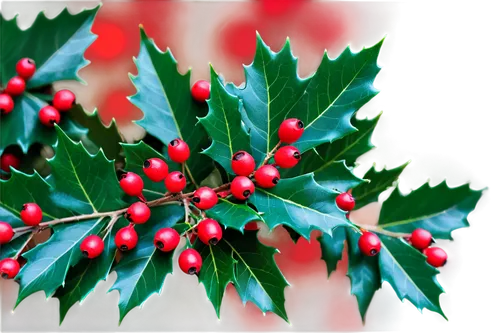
<box><xmin>1</xmin><ymin>0</ymin><xmax>499</xmax><ymax>331</ymax></box>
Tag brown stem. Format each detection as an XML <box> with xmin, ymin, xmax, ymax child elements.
<box><xmin>13</xmin><ymin>230</ymin><xmax>37</xmax><ymax>260</ymax></box>
<box><xmin>249</xmin><ymin>141</ymin><xmax>282</xmax><ymax>177</ymax></box>
<box><xmin>354</xmin><ymin>223</ymin><xmax>411</xmax><ymax>238</ymax></box>
<box><xmin>102</xmin><ymin>216</ymin><xmax>119</xmax><ymax>240</ymax></box>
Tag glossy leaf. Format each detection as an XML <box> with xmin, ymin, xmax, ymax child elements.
<box><xmin>318</xmin><ymin>227</ymin><xmax>345</xmax><ymax>275</ymax></box>
<box><xmin>0</xmin><ymin>6</ymin><xmax>98</xmax><ymax>87</ymax></box>
<box><xmin>378</xmin><ymin>182</ymin><xmax>483</xmax><ymax>239</ymax></box>
<box><xmin>206</xmin><ymin>198</ymin><xmax>264</xmax><ymax>232</ymax></box>
<box><xmin>198</xmin><ymin>67</ymin><xmax>251</xmax><ymax>174</ymax></box>
<box><xmin>129</xmin><ymin>27</ymin><xmax>212</xmax><ymax>186</ymax></box>
<box><xmin>249</xmin><ymin>174</ymin><xmax>352</xmax><ymax>239</ymax></box>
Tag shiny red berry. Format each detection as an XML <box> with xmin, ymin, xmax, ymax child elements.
<box><xmin>336</xmin><ymin>192</ymin><xmax>355</xmax><ymax>211</ymax></box>
<box><xmin>16</xmin><ymin>58</ymin><xmax>36</xmax><ymax>79</ymax></box>
<box><xmin>1</xmin><ymin>153</ymin><xmax>20</xmax><ymax>173</ymax></box>
<box><xmin>0</xmin><ymin>222</ymin><xmax>14</xmax><ymax>244</ymax></box>
<box><xmin>230</xmin><ymin>176</ymin><xmax>255</xmax><ymax>200</ymax></box>
<box><xmin>358</xmin><ymin>232</ymin><xmax>381</xmax><ymax>256</ymax></box>
<box><xmin>197</xmin><ymin>218</ymin><xmax>223</xmax><ymax>245</ymax></box>
<box><xmin>39</xmin><ymin>105</ymin><xmax>60</xmax><ymax>127</ymax></box>
<box><xmin>154</xmin><ymin>227</ymin><xmax>180</xmax><ymax>252</ymax></box>
<box><xmin>192</xmin><ymin>186</ymin><xmax>218</xmax><ymax>210</ymax></box>
<box><xmin>191</xmin><ymin>80</ymin><xmax>211</xmax><ymax>103</ymax></box>
<box><xmin>0</xmin><ymin>258</ymin><xmax>20</xmax><ymax>279</ymax></box>
<box><xmin>119</xmin><ymin>172</ymin><xmax>144</xmax><ymax>197</ymax></box>
<box><xmin>5</xmin><ymin>76</ymin><xmax>26</xmax><ymax>96</ymax></box>
<box><xmin>115</xmin><ymin>225</ymin><xmax>138</xmax><ymax>251</ymax></box>
<box><xmin>231</xmin><ymin>151</ymin><xmax>255</xmax><ymax>176</ymax></box>
<box><xmin>410</xmin><ymin>228</ymin><xmax>433</xmax><ymax>250</ymax></box>
<box><xmin>53</xmin><ymin>89</ymin><xmax>76</xmax><ymax>112</ymax></box>
<box><xmin>80</xmin><ymin>235</ymin><xmax>104</xmax><ymax>259</ymax></box>
<box><xmin>244</xmin><ymin>221</ymin><xmax>259</xmax><ymax>231</ymax></box>
<box><xmin>143</xmin><ymin>158</ymin><xmax>169</xmax><ymax>182</ymax></box>
<box><xmin>179</xmin><ymin>248</ymin><xmax>203</xmax><ymax>275</ymax></box>
<box><xmin>167</xmin><ymin>139</ymin><xmax>190</xmax><ymax>163</ymax></box>
<box><xmin>164</xmin><ymin>171</ymin><xmax>186</xmax><ymax>193</ymax></box>
<box><xmin>254</xmin><ymin>165</ymin><xmax>280</xmax><ymax>188</ymax></box>
<box><xmin>423</xmin><ymin>247</ymin><xmax>447</xmax><ymax>267</ymax></box>
<box><xmin>20</xmin><ymin>203</ymin><xmax>43</xmax><ymax>226</ymax></box>
<box><xmin>0</xmin><ymin>94</ymin><xmax>14</xmax><ymax>115</ymax></box>
<box><xmin>274</xmin><ymin>146</ymin><xmax>301</xmax><ymax>168</ymax></box>
<box><xmin>125</xmin><ymin>202</ymin><xmax>151</xmax><ymax>224</ymax></box>
<box><xmin>278</xmin><ymin>118</ymin><xmax>304</xmax><ymax>143</ymax></box>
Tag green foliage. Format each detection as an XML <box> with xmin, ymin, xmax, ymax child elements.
<box><xmin>318</xmin><ymin>227</ymin><xmax>345</xmax><ymax>275</ymax></box>
<box><xmin>206</xmin><ymin>198</ymin><xmax>263</xmax><ymax>232</ymax></box>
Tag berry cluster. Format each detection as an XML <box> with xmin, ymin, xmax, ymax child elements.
<box><xmin>0</xmin><ymin>58</ymin><xmax>76</xmax><ymax>127</ymax></box>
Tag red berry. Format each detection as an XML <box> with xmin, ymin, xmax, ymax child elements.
<box><xmin>410</xmin><ymin>228</ymin><xmax>433</xmax><ymax>250</ymax></box>
<box><xmin>1</xmin><ymin>153</ymin><xmax>20</xmax><ymax>173</ymax></box>
<box><xmin>80</xmin><ymin>235</ymin><xmax>105</xmax><ymax>259</ymax></box>
<box><xmin>125</xmin><ymin>202</ymin><xmax>151</xmax><ymax>224</ymax></box>
<box><xmin>278</xmin><ymin>118</ymin><xmax>304</xmax><ymax>143</ymax></box>
<box><xmin>119</xmin><ymin>172</ymin><xmax>144</xmax><ymax>197</ymax></box>
<box><xmin>230</xmin><ymin>176</ymin><xmax>255</xmax><ymax>200</ymax></box>
<box><xmin>164</xmin><ymin>171</ymin><xmax>186</xmax><ymax>193</ymax></box>
<box><xmin>423</xmin><ymin>247</ymin><xmax>447</xmax><ymax>267</ymax></box>
<box><xmin>53</xmin><ymin>89</ymin><xmax>76</xmax><ymax>112</ymax></box>
<box><xmin>192</xmin><ymin>186</ymin><xmax>218</xmax><ymax>210</ymax></box>
<box><xmin>167</xmin><ymin>139</ymin><xmax>190</xmax><ymax>163</ymax></box>
<box><xmin>197</xmin><ymin>218</ymin><xmax>223</xmax><ymax>245</ymax></box>
<box><xmin>244</xmin><ymin>221</ymin><xmax>259</xmax><ymax>231</ymax></box>
<box><xmin>0</xmin><ymin>222</ymin><xmax>14</xmax><ymax>244</ymax></box>
<box><xmin>274</xmin><ymin>146</ymin><xmax>301</xmax><ymax>168</ymax></box>
<box><xmin>39</xmin><ymin>105</ymin><xmax>61</xmax><ymax>127</ymax></box>
<box><xmin>5</xmin><ymin>76</ymin><xmax>26</xmax><ymax>96</ymax></box>
<box><xmin>358</xmin><ymin>232</ymin><xmax>381</xmax><ymax>256</ymax></box>
<box><xmin>20</xmin><ymin>203</ymin><xmax>43</xmax><ymax>226</ymax></box>
<box><xmin>191</xmin><ymin>80</ymin><xmax>211</xmax><ymax>103</ymax></box>
<box><xmin>154</xmin><ymin>227</ymin><xmax>180</xmax><ymax>252</ymax></box>
<box><xmin>254</xmin><ymin>165</ymin><xmax>280</xmax><ymax>188</ymax></box>
<box><xmin>143</xmin><ymin>158</ymin><xmax>169</xmax><ymax>182</ymax></box>
<box><xmin>231</xmin><ymin>151</ymin><xmax>255</xmax><ymax>176</ymax></box>
<box><xmin>0</xmin><ymin>258</ymin><xmax>20</xmax><ymax>279</ymax></box>
<box><xmin>16</xmin><ymin>58</ymin><xmax>36</xmax><ymax>79</ymax></box>
<box><xmin>336</xmin><ymin>192</ymin><xmax>355</xmax><ymax>211</ymax></box>
<box><xmin>189</xmin><ymin>233</ymin><xmax>198</xmax><ymax>244</ymax></box>
<box><xmin>178</xmin><ymin>248</ymin><xmax>203</xmax><ymax>275</ymax></box>
<box><xmin>115</xmin><ymin>225</ymin><xmax>138</xmax><ymax>251</ymax></box>
<box><xmin>0</xmin><ymin>94</ymin><xmax>14</xmax><ymax>115</ymax></box>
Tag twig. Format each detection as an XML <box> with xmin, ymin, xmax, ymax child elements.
<box><xmin>249</xmin><ymin>141</ymin><xmax>282</xmax><ymax>177</ymax></box>
<box><xmin>102</xmin><ymin>216</ymin><xmax>119</xmax><ymax>240</ymax></box>
<box><xmin>182</xmin><ymin>198</ymin><xmax>190</xmax><ymax>223</ymax></box>
<box><xmin>354</xmin><ymin>223</ymin><xmax>411</xmax><ymax>238</ymax></box>
<box><xmin>13</xmin><ymin>230</ymin><xmax>37</xmax><ymax>260</ymax></box>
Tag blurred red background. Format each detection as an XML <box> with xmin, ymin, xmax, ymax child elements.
<box><xmin>1</xmin><ymin>0</ymin><xmax>400</xmax><ymax>332</ymax></box>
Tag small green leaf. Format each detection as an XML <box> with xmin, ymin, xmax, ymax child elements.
<box><xmin>129</xmin><ymin>27</ymin><xmax>212</xmax><ymax>186</ymax></box>
<box><xmin>0</xmin><ymin>233</ymin><xmax>30</xmax><ymax>260</ymax></box>
<box><xmin>378</xmin><ymin>235</ymin><xmax>445</xmax><ymax>318</ymax></box>
<box><xmin>250</xmin><ymin>174</ymin><xmax>352</xmax><ymax>239</ymax></box>
<box><xmin>198</xmin><ymin>66</ymin><xmax>251</xmax><ymax>174</ymax></box>
<box><xmin>378</xmin><ymin>181</ymin><xmax>483</xmax><ymax>239</ymax></box>
<box><xmin>318</xmin><ymin>227</ymin><xmax>345</xmax><ymax>276</ymax></box>
<box><xmin>206</xmin><ymin>198</ymin><xmax>263</xmax><ymax>232</ymax></box>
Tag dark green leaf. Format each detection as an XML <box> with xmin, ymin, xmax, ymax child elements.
<box><xmin>1</xmin><ymin>7</ymin><xmax>98</xmax><ymax>87</ymax></box>
<box><xmin>318</xmin><ymin>227</ymin><xmax>345</xmax><ymax>275</ymax></box>
<box><xmin>206</xmin><ymin>198</ymin><xmax>264</xmax><ymax>232</ymax></box>
<box><xmin>378</xmin><ymin>181</ymin><xmax>483</xmax><ymax>239</ymax></box>
<box><xmin>352</xmin><ymin>162</ymin><xmax>409</xmax><ymax>209</ymax></box>
<box><xmin>0</xmin><ymin>232</ymin><xmax>30</xmax><ymax>260</ymax></box>
<box><xmin>109</xmin><ymin>204</ymin><xmax>184</xmax><ymax>324</ymax></box>
<box><xmin>129</xmin><ymin>27</ymin><xmax>212</xmax><ymax>186</ymax></box>
<box><xmin>345</xmin><ymin>227</ymin><xmax>381</xmax><ymax>321</ymax></box>
<box><xmin>198</xmin><ymin>66</ymin><xmax>251</xmax><ymax>174</ymax></box>
<box><xmin>249</xmin><ymin>174</ymin><xmax>351</xmax><ymax>239</ymax></box>
<box><xmin>378</xmin><ymin>235</ymin><xmax>445</xmax><ymax>318</ymax></box>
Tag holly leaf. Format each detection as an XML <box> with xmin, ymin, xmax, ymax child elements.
<box><xmin>229</xmin><ymin>34</ymin><xmax>310</xmax><ymax>165</ymax></box>
<box><xmin>198</xmin><ymin>66</ymin><xmax>251</xmax><ymax>174</ymax></box>
<box><xmin>0</xmin><ymin>232</ymin><xmax>31</xmax><ymax>260</ymax></box>
<box><xmin>318</xmin><ymin>227</ymin><xmax>345</xmax><ymax>276</ymax></box>
<box><xmin>345</xmin><ymin>227</ymin><xmax>381</xmax><ymax>321</ymax></box>
<box><xmin>352</xmin><ymin>162</ymin><xmax>409</xmax><ymax>209</ymax></box>
<box><xmin>206</xmin><ymin>198</ymin><xmax>264</xmax><ymax>232</ymax></box>
<box><xmin>287</xmin><ymin>42</ymin><xmax>383</xmax><ymax>154</ymax></box>
<box><xmin>109</xmin><ymin>204</ymin><xmax>184</xmax><ymax>324</ymax></box>
<box><xmin>0</xmin><ymin>6</ymin><xmax>98</xmax><ymax>87</ymax></box>
<box><xmin>224</xmin><ymin>229</ymin><xmax>289</xmax><ymax>322</ymax></box>
<box><xmin>378</xmin><ymin>181</ymin><xmax>483</xmax><ymax>240</ymax></box>
<box><xmin>249</xmin><ymin>174</ymin><xmax>352</xmax><ymax>239</ymax></box>
<box><xmin>378</xmin><ymin>235</ymin><xmax>445</xmax><ymax>318</ymax></box>
<box><xmin>129</xmin><ymin>27</ymin><xmax>212</xmax><ymax>186</ymax></box>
